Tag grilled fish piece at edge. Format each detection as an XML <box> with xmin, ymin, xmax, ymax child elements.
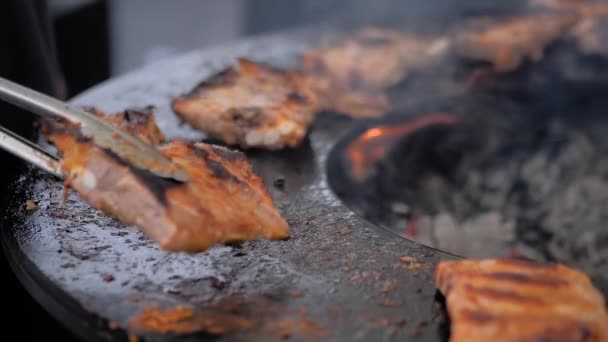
<box><xmin>435</xmin><ymin>259</ymin><xmax>608</xmax><ymax>342</ymax></box>
<box><xmin>42</xmin><ymin>107</ymin><xmax>289</xmax><ymax>252</ymax></box>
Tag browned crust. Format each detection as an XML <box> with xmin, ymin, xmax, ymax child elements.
<box><xmin>41</xmin><ymin>106</ymin><xmax>165</xmax><ymax>146</ymax></box>
<box><xmin>172</xmin><ymin>58</ymin><xmax>320</xmax><ymax>150</ymax></box>
<box><xmin>435</xmin><ymin>259</ymin><xmax>608</xmax><ymax>342</ymax></box>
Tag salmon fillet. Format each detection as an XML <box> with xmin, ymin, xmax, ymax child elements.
<box><xmin>41</xmin><ymin>108</ymin><xmax>289</xmax><ymax>252</ymax></box>
<box><xmin>302</xmin><ymin>27</ymin><xmax>450</xmax><ymax>117</ymax></box>
<box><xmin>454</xmin><ymin>13</ymin><xmax>577</xmax><ymax>72</ymax></box>
<box><xmin>172</xmin><ymin>58</ymin><xmax>320</xmax><ymax>150</ymax></box>
<box><xmin>435</xmin><ymin>259</ymin><xmax>608</xmax><ymax>342</ymax></box>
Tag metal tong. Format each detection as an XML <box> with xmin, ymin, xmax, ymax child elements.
<box><xmin>0</xmin><ymin>77</ymin><xmax>189</xmax><ymax>182</ymax></box>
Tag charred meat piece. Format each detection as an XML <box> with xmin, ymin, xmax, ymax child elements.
<box><xmin>302</xmin><ymin>27</ymin><xmax>450</xmax><ymax>118</ymax></box>
<box><xmin>42</xmin><ymin>108</ymin><xmax>289</xmax><ymax>252</ymax></box>
<box><xmin>435</xmin><ymin>259</ymin><xmax>608</xmax><ymax>342</ymax></box>
<box><xmin>172</xmin><ymin>58</ymin><xmax>320</xmax><ymax>150</ymax></box>
<box><xmin>454</xmin><ymin>13</ymin><xmax>577</xmax><ymax>72</ymax></box>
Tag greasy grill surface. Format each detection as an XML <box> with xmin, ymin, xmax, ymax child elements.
<box><xmin>42</xmin><ymin>109</ymin><xmax>289</xmax><ymax>253</ymax></box>
<box><xmin>1</xmin><ymin>30</ymin><xmax>454</xmax><ymax>341</ymax></box>
<box><xmin>435</xmin><ymin>259</ymin><xmax>608</xmax><ymax>342</ymax></box>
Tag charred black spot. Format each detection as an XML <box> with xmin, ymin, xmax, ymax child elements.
<box><xmin>41</xmin><ymin>120</ymin><xmax>84</xmax><ymax>140</ymax></box>
<box><xmin>287</xmin><ymin>92</ymin><xmax>307</xmax><ymax>104</ymax></box>
<box><xmin>465</xmin><ymin>310</ymin><xmax>493</xmax><ymax>324</ymax></box>
<box><xmin>102</xmin><ymin>149</ymin><xmax>181</xmax><ymax>204</ymax></box>
<box><xmin>192</xmin><ymin>146</ymin><xmax>240</xmax><ymax>183</ymax></box>
<box><xmin>191</xmin><ymin>67</ymin><xmax>237</xmax><ymax>92</ymax></box>
<box><xmin>76</xmin><ymin>135</ymin><xmax>92</xmax><ymax>143</ymax></box>
<box><xmin>205</xmin><ymin>276</ymin><xmax>231</xmax><ymax>291</ymax></box>
<box><xmin>123</xmin><ymin>107</ymin><xmax>153</xmax><ymax>125</ymax></box>
<box><xmin>273</xmin><ymin>177</ymin><xmax>286</xmax><ymax>191</ymax></box>
<box><xmin>227</xmin><ymin>107</ymin><xmax>263</xmax><ymax>128</ymax></box>
<box><xmin>579</xmin><ymin>326</ymin><xmax>593</xmax><ymax>341</ymax></box>
<box><xmin>211</xmin><ymin>145</ymin><xmax>246</xmax><ymax>163</ymax></box>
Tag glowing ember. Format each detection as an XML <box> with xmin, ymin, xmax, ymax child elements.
<box><xmin>345</xmin><ymin>113</ymin><xmax>461</xmax><ymax>182</ymax></box>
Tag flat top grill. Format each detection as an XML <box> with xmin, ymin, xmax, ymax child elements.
<box><xmin>1</xmin><ymin>29</ymin><xmax>455</xmax><ymax>341</ymax></box>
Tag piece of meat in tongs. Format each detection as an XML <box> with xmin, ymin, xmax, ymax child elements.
<box><xmin>172</xmin><ymin>58</ymin><xmax>320</xmax><ymax>150</ymax></box>
<box><xmin>42</xmin><ymin>108</ymin><xmax>289</xmax><ymax>252</ymax></box>
<box><xmin>0</xmin><ymin>78</ymin><xmax>289</xmax><ymax>252</ymax></box>
<box><xmin>302</xmin><ymin>27</ymin><xmax>450</xmax><ymax>118</ymax></box>
<box><xmin>0</xmin><ymin>76</ymin><xmax>187</xmax><ymax>182</ymax></box>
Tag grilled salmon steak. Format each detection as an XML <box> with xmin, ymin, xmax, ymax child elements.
<box><xmin>302</xmin><ymin>27</ymin><xmax>450</xmax><ymax>117</ymax></box>
<box><xmin>41</xmin><ymin>108</ymin><xmax>289</xmax><ymax>252</ymax></box>
<box><xmin>172</xmin><ymin>58</ymin><xmax>320</xmax><ymax>150</ymax></box>
<box><xmin>453</xmin><ymin>13</ymin><xmax>577</xmax><ymax>72</ymax></box>
<box><xmin>435</xmin><ymin>259</ymin><xmax>608</xmax><ymax>342</ymax></box>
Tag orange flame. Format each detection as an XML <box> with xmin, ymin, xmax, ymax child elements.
<box><xmin>345</xmin><ymin>113</ymin><xmax>461</xmax><ymax>182</ymax></box>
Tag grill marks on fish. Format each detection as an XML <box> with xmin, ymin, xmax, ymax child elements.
<box><xmin>191</xmin><ymin>146</ymin><xmax>240</xmax><ymax>183</ymax></box>
<box><xmin>481</xmin><ymin>271</ymin><xmax>569</xmax><ymax>286</ymax></box>
<box><xmin>191</xmin><ymin>68</ymin><xmax>237</xmax><ymax>91</ymax></box>
<box><xmin>435</xmin><ymin>259</ymin><xmax>608</xmax><ymax>342</ymax></box>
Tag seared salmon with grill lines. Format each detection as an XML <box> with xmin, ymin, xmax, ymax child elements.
<box><xmin>172</xmin><ymin>58</ymin><xmax>320</xmax><ymax>150</ymax></box>
<box><xmin>435</xmin><ymin>259</ymin><xmax>608</xmax><ymax>342</ymax></box>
